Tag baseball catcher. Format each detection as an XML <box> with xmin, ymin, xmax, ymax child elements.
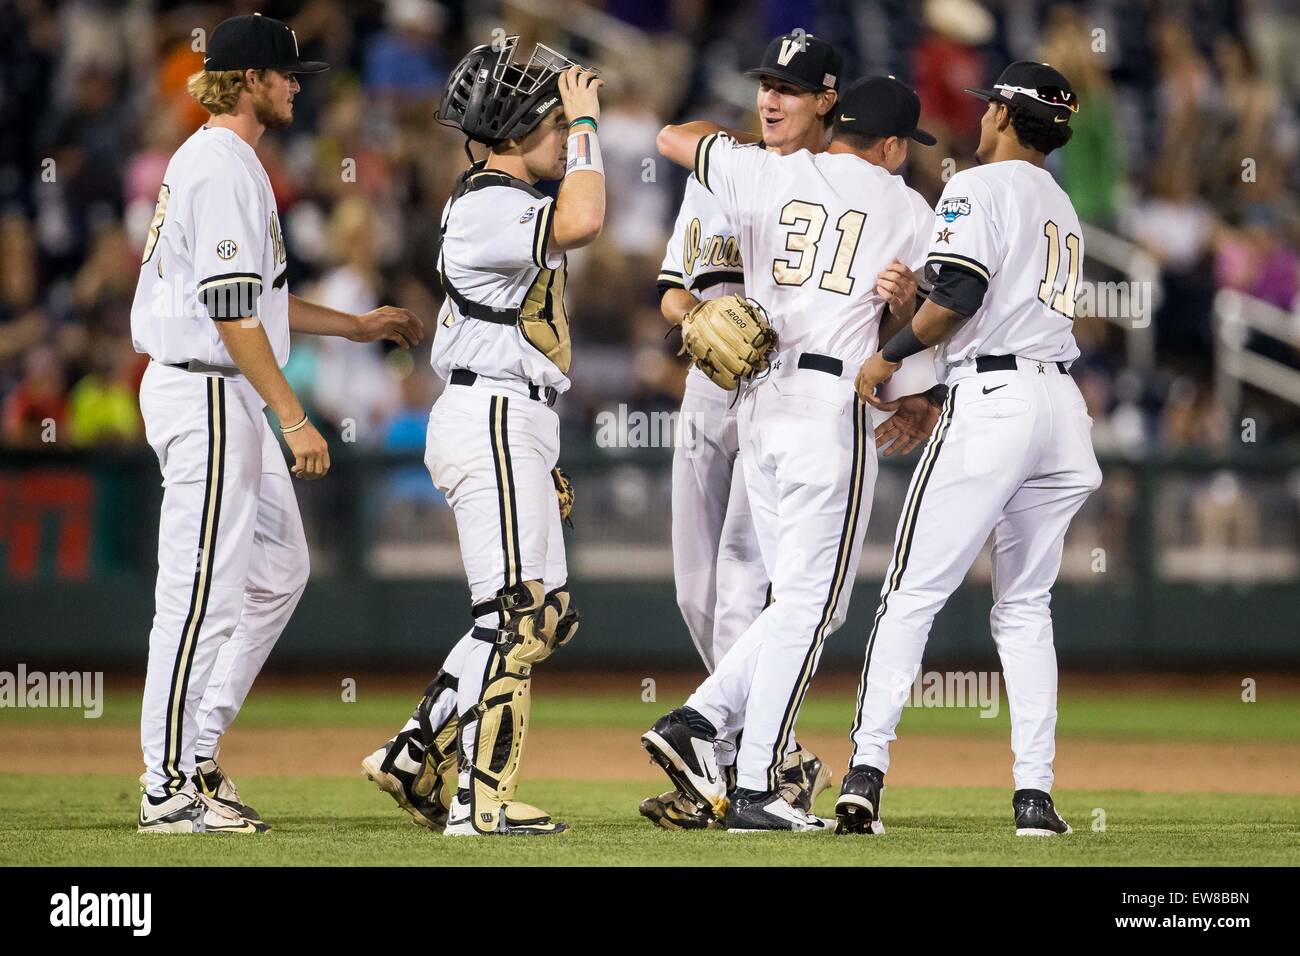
<box><xmin>362</xmin><ymin>35</ymin><xmax>604</xmax><ymax>836</ymax></box>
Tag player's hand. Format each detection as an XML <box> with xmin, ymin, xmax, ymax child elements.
<box><xmin>877</xmin><ymin>260</ymin><xmax>918</xmax><ymax>318</ymax></box>
<box><xmin>855</xmin><ymin>352</ymin><xmax>900</xmax><ymax>406</ymax></box>
<box><xmin>352</xmin><ymin>306</ymin><xmax>424</xmax><ymax>349</ymax></box>
<box><xmin>284</xmin><ymin>420</ymin><xmax>330</xmax><ymax>479</ymax></box>
<box><xmin>558</xmin><ymin>65</ymin><xmax>603</xmax><ymax>125</ymax></box>
<box><xmin>873</xmin><ymin>394</ymin><xmax>940</xmax><ymax>457</ymax></box>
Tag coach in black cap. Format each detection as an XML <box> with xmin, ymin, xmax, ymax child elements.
<box><xmin>828</xmin><ymin>75</ymin><xmax>934</xmax><ymax>174</ymax></box>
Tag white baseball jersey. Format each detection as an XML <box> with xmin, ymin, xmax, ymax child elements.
<box><xmin>431</xmin><ymin>170</ymin><xmax>571</xmax><ymax>392</ymax></box>
<box><xmin>658</xmin><ymin>173</ymin><xmax>745</xmax><ymax>302</ymax></box>
<box><xmin>925</xmin><ymin>160</ymin><xmax>1083</xmax><ymax>369</ymax></box>
<box><xmin>130</xmin><ymin>125</ymin><xmax>290</xmax><ymax>368</ymax></box>
<box><xmin>694</xmin><ymin>133</ymin><xmax>933</xmax><ymax>367</ymax></box>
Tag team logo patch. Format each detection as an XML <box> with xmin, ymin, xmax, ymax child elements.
<box><xmin>519</xmin><ymin>206</ymin><xmax>536</xmax><ymax>224</ymax></box>
<box><xmin>216</xmin><ymin>239</ymin><xmax>238</xmax><ymax>260</ymax></box>
<box><xmin>938</xmin><ymin>198</ymin><xmax>971</xmax><ymax>223</ymax></box>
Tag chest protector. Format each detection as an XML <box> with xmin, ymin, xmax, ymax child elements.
<box><xmin>439</xmin><ymin>164</ymin><xmax>571</xmax><ymax>374</ymax></box>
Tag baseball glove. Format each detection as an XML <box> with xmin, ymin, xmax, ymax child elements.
<box><xmin>680</xmin><ymin>295</ymin><xmax>777</xmax><ymax>391</ymax></box>
<box><xmin>552</xmin><ymin>466</ymin><xmax>574</xmax><ymax>527</ymax></box>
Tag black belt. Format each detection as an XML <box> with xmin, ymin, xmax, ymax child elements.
<box><xmin>449</xmin><ymin>367</ymin><xmax>557</xmax><ymax>406</ymax></box>
<box><xmin>975</xmin><ymin>355</ymin><xmax>1067</xmax><ymax>375</ymax></box>
<box><xmin>797</xmin><ymin>353</ymin><xmax>843</xmax><ymax>376</ymax></box>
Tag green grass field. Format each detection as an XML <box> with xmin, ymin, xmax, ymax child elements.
<box><xmin>3</xmin><ymin>680</ymin><xmax>1299</xmax><ymax>866</ymax></box>
<box><xmin>4</xmin><ymin>776</ymin><xmax>1299</xmax><ymax>867</ymax></box>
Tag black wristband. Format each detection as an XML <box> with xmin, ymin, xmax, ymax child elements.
<box><xmin>922</xmin><ymin>383</ymin><xmax>949</xmax><ymax>409</ymax></box>
<box><xmin>881</xmin><ymin>324</ymin><xmax>927</xmax><ymax>363</ymax></box>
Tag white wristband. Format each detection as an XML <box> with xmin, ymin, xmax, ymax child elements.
<box><xmin>565</xmin><ymin>128</ymin><xmax>604</xmax><ymax>177</ymax></box>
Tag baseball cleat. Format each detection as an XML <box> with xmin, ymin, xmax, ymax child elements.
<box><xmin>361</xmin><ymin>742</ymin><xmax>449</xmax><ymax>832</ymax></box>
<box><xmin>779</xmin><ymin>746</ymin><xmax>833</xmax><ymax>813</ymax></box>
<box><xmin>443</xmin><ymin>793</ymin><xmax>569</xmax><ymax>836</ymax></box>
<box><xmin>193</xmin><ymin>758</ymin><xmax>263</xmax><ymax>822</ymax></box>
<box><xmin>641</xmin><ymin>708</ymin><xmax>728</xmax><ymax>819</ymax></box>
<box><xmin>638</xmin><ymin>789</ymin><xmax>719</xmax><ymax>831</ymax></box>
<box><xmin>1013</xmin><ymin>789</ymin><xmax>1072</xmax><ymax>836</ymax></box>
<box><xmin>834</xmin><ymin>765</ymin><xmax>886</xmax><ymax>835</ymax></box>
<box><xmin>725</xmin><ymin>789</ymin><xmax>834</xmax><ymax>833</ymax></box>
<box><xmin>137</xmin><ymin>790</ymin><xmax>268</xmax><ymax>834</ymax></box>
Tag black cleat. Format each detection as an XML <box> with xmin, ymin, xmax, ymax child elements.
<box><xmin>834</xmin><ymin>765</ymin><xmax>885</xmax><ymax>835</ymax></box>
<box><xmin>641</xmin><ymin>708</ymin><xmax>727</xmax><ymax>819</ymax></box>
<box><xmin>725</xmin><ymin>789</ymin><xmax>833</xmax><ymax>833</ymax></box>
<box><xmin>638</xmin><ymin>790</ymin><xmax>719</xmax><ymax>831</ymax></box>
<box><xmin>362</xmin><ymin>740</ymin><xmax>451</xmax><ymax>832</ymax></box>
<box><xmin>780</xmin><ymin>747</ymin><xmax>832</xmax><ymax>813</ymax></box>
<box><xmin>193</xmin><ymin>759</ymin><xmax>263</xmax><ymax>823</ymax></box>
<box><xmin>1013</xmin><ymin>789</ymin><xmax>1072</xmax><ymax>836</ymax></box>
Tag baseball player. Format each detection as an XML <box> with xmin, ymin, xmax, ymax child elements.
<box><xmin>837</xmin><ymin>62</ymin><xmax>1101</xmax><ymax>837</ymax></box>
<box><xmin>361</xmin><ymin>38</ymin><xmax>603</xmax><ymax>836</ymax></box>
<box><xmin>643</xmin><ymin>76</ymin><xmax>946</xmax><ymax>832</ymax></box>
<box><xmin>132</xmin><ymin>14</ymin><xmax>423</xmax><ymax>834</ymax></box>
<box><xmin>643</xmin><ymin>33</ymin><xmax>852</xmax><ymax>830</ymax></box>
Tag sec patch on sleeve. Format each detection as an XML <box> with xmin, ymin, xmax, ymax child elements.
<box><xmin>216</xmin><ymin>239</ymin><xmax>238</xmax><ymax>260</ymax></box>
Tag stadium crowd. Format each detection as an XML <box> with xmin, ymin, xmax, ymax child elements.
<box><xmin>2</xmin><ymin>0</ymin><xmax>1298</xmax><ymax>457</ymax></box>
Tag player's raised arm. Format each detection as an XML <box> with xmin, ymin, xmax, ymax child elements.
<box><xmin>550</xmin><ymin>66</ymin><xmax>606</xmax><ymax>251</ymax></box>
<box><xmin>656</xmin><ymin>122</ymin><xmax>760</xmax><ymax>169</ymax></box>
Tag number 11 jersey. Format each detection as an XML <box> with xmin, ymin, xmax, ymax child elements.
<box><xmin>924</xmin><ymin>160</ymin><xmax>1083</xmax><ymax>370</ymax></box>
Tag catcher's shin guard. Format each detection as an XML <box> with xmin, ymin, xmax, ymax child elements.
<box><xmin>367</xmin><ymin>671</ymin><xmax>460</xmax><ymax>829</ymax></box>
<box><xmin>464</xmin><ymin>581</ymin><xmax>579</xmax><ymax>832</ymax></box>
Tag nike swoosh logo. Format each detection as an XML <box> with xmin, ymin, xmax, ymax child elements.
<box><xmin>982</xmin><ymin>384</ymin><xmax>1007</xmax><ymax>394</ymax></box>
<box><xmin>839</xmin><ymin>115</ymin><xmax>856</xmax><ymax>122</ymax></box>
<box><xmin>1053</xmin><ymin>115</ymin><xmax>1068</xmax><ymax>123</ymax></box>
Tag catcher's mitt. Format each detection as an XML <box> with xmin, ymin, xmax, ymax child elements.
<box><xmin>552</xmin><ymin>466</ymin><xmax>574</xmax><ymax>527</ymax></box>
<box><xmin>680</xmin><ymin>295</ymin><xmax>777</xmax><ymax>391</ymax></box>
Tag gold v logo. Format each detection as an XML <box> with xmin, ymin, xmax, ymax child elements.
<box><xmin>778</xmin><ymin>38</ymin><xmax>801</xmax><ymax>65</ymax></box>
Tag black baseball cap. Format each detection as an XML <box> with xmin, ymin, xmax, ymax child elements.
<box><xmin>743</xmin><ymin>32</ymin><xmax>841</xmax><ymax>92</ymax></box>
<box><xmin>834</xmin><ymin>75</ymin><xmax>936</xmax><ymax>145</ymax></box>
<box><xmin>965</xmin><ymin>61</ymin><xmax>1078</xmax><ymax>121</ymax></box>
<box><xmin>203</xmin><ymin>13</ymin><xmax>329</xmax><ymax>74</ymax></box>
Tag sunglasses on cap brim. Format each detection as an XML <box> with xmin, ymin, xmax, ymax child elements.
<box><xmin>996</xmin><ymin>83</ymin><xmax>1079</xmax><ymax>112</ymax></box>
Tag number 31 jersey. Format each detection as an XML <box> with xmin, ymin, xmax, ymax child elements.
<box><xmin>925</xmin><ymin>160</ymin><xmax>1083</xmax><ymax>369</ymax></box>
<box><xmin>694</xmin><ymin>132</ymin><xmax>933</xmax><ymax>366</ymax></box>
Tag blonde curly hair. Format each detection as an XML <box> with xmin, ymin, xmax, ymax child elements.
<box><xmin>186</xmin><ymin>69</ymin><xmax>266</xmax><ymax>115</ymax></box>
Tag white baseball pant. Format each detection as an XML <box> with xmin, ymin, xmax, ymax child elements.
<box><xmin>849</xmin><ymin>358</ymin><xmax>1101</xmax><ymax>792</ymax></box>
<box><xmin>418</xmin><ymin>379</ymin><xmax>566</xmax><ymax>792</ymax></box>
<box><xmin>138</xmin><ymin>362</ymin><xmax>308</xmax><ymax>797</ymax></box>
<box><xmin>671</xmin><ymin>368</ymin><xmax>768</xmax><ymax>671</ymax></box>
<box><xmin>687</xmin><ymin>363</ymin><xmax>876</xmax><ymax>792</ymax></box>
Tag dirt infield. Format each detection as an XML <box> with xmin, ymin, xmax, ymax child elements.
<box><xmin>6</xmin><ymin>722</ymin><xmax>1299</xmax><ymax>794</ymax></box>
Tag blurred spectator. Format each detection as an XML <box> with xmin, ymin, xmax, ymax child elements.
<box><xmin>363</xmin><ymin>0</ymin><xmax>448</xmax><ymax>99</ymax></box>
<box><xmin>2</xmin><ymin>344</ymin><xmax>66</xmax><ymax>448</ymax></box>
<box><xmin>66</xmin><ymin>338</ymin><xmax>143</xmax><ymax>448</ymax></box>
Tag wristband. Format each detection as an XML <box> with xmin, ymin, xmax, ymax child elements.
<box><xmin>569</xmin><ymin>116</ymin><xmax>597</xmax><ymax>132</ymax></box>
<box><xmin>280</xmin><ymin>413</ymin><xmax>310</xmax><ymax>434</ymax></box>
<box><xmin>881</xmin><ymin>323</ymin><xmax>927</xmax><ymax>363</ymax></box>
<box><xmin>565</xmin><ymin>127</ymin><xmax>604</xmax><ymax>177</ymax></box>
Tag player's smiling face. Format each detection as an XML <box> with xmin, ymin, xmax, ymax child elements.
<box><xmin>251</xmin><ymin>70</ymin><xmax>299</xmax><ymax>130</ymax></box>
<box><xmin>756</xmin><ymin>77</ymin><xmax>832</xmax><ymax>154</ymax></box>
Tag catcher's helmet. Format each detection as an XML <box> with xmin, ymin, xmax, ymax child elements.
<box><xmin>437</xmin><ymin>37</ymin><xmax>579</xmax><ymax>145</ymax></box>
